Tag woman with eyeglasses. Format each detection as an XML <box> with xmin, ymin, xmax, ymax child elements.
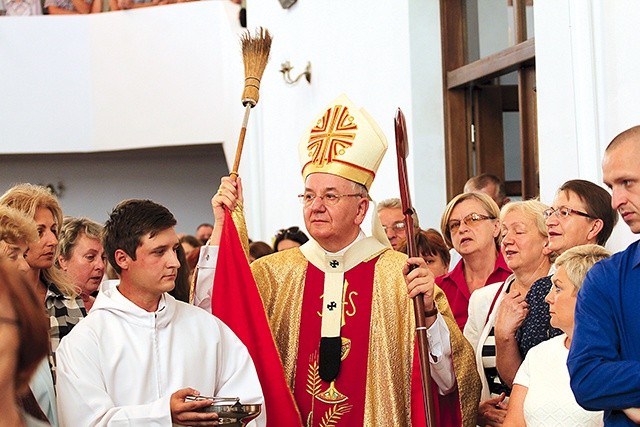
<box><xmin>436</xmin><ymin>192</ymin><xmax>512</xmax><ymax>332</ymax></box>
<box><xmin>494</xmin><ymin>180</ymin><xmax>618</xmax><ymax>391</ymax></box>
<box><xmin>465</xmin><ymin>200</ymin><xmax>553</xmax><ymax>426</ymax></box>
<box><xmin>272</xmin><ymin>226</ymin><xmax>309</xmax><ymax>252</ymax></box>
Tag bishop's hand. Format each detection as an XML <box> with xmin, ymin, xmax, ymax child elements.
<box><xmin>403</xmin><ymin>256</ymin><xmax>438</xmax><ymax>325</ymax></box>
<box><xmin>209</xmin><ymin>176</ymin><xmax>243</xmax><ymax>246</ymax></box>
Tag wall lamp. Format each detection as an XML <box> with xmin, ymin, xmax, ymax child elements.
<box><xmin>279</xmin><ymin>61</ymin><xmax>311</xmax><ymax>85</ymax></box>
<box><xmin>40</xmin><ymin>181</ymin><xmax>65</xmax><ymax>198</ymax></box>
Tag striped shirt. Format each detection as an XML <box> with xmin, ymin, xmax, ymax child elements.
<box><xmin>482</xmin><ymin>325</ymin><xmax>511</xmax><ymax>397</ymax></box>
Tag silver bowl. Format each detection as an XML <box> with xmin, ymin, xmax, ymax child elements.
<box><xmin>187</xmin><ymin>396</ymin><xmax>262</xmax><ymax>426</ymax></box>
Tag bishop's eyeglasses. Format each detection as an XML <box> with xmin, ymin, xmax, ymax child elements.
<box><xmin>297</xmin><ymin>192</ymin><xmax>364</xmax><ymax>207</ymax></box>
<box><xmin>448</xmin><ymin>212</ymin><xmax>496</xmax><ymax>233</ymax></box>
<box><xmin>543</xmin><ymin>206</ymin><xmax>593</xmax><ymax>220</ymax></box>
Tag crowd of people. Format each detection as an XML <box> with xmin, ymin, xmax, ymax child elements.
<box><xmin>1</xmin><ymin>94</ymin><xmax>640</xmax><ymax>427</ymax></box>
<box><xmin>0</xmin><ymin>0</ymin><xmax>239</xmax><ymax>17</ymax></box>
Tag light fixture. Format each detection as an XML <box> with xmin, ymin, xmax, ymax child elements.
<box><xmin>279</xmin><ymin>61</ymin><xmax>311</xmax><ymax>85</ymax></box>
<box><xmin>40</xmin><ymin>181</ymin><xmax>65</xmax><ymax>198</ymax></box>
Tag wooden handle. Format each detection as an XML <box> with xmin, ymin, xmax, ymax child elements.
<box><xmin>395</xmin><ymin>107</ymin><xmax>437</xmax><ymax>427</ymax></box>
<box><xmin>230</xmin><ymin>104</ymin><xmax>252</xmax><ymax>177</ymax></box>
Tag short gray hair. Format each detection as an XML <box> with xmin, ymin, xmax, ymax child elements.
<box><xmin>58</xmin><ymin>217</ymin><xmax>104</xmax><ymax>261</ymax></box>
<box><xmin>554</xmin><ymin>244</ymin><xmax>611</xmax><ymax>291</ymax></box>
<box><xmin>464</xmin><ymin>173</ymin><xmax>506</xmax><ymax>201</ymax></box>
<box><xmin>377</xmin><ymin>197</ymin><xmax>420</xmax><ymax>228</ymax></box>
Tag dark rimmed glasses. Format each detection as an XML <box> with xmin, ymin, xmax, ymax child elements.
<box><xmin>448</xmin><ymin>212</ymin><xmax>496</xmax><ymax>233</ymax></box>
<box><xmin>543</xmin><ymin>206</ymin><xmax>593</xmax><ymax>220</ymax></box>
<box><xmin>297</xmin><ymin>193</ymin><xmax>364</xmax><ymax>207</ymax></box>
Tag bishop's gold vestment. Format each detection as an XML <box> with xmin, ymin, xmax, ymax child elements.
<box><xmin>251</xmin><ymin>242</ymin><xmax>480</xmax><ymax>426</ymax></box>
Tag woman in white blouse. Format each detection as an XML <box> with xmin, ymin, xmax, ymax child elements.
<box><xmin>465</xmin><ymin>200</ymin><xmax>553</xmax><ymax>426</ymax></box>
<box><xmin>504</xmin><ymin>244</ymin><xmax>609</xmax><ymax>426</ymax></box>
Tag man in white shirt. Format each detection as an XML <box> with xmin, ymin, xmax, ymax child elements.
<box><xmin>56</xmin><ymin>199</ymin><xmax>264</xmax><ymax>426</ymax></box>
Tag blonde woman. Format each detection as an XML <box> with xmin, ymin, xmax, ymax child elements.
<box><xmin>504</xmin><ymin>244</ymin><xmax>610</xmax><ymax>426</ymax></box>
<box><xmin>57</xmin><ymin>217</ymin><xmax>105</xmax><ymax>312</ymax></box>
<box><xmin>0</xmin><ymin>184</ymin><xmax>85</xmax><ymax>351</ymax></box>
<box><xmin>437</xmin><ymin>192</ymin><xmax>512</xmax><ymax>331</ymax></box>
<box><xmin>1</xmin><ymin>184</ymin><xmax>86</xmax><ymax>427</ymax></box>
<box><xmin>465</xmin><ymin>200</ymin><xmax>553</xmax><ymax>426</ymax></box>
<box><xmin>0</xmin><ymin>205</ymin><xmax>37</xmax><ymax>275</ymax></box>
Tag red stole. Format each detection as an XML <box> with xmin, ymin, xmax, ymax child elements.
<box><xmin>293</xmin><ymin>257</ymin><xmax>377</xmax><ymax>426</ymax></box>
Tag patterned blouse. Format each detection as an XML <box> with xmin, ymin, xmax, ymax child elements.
<box><xmin>43</xmin><ymin>276</ymin><xmax>86</xmax><ymax>359</ymax></box>
<box><xmin>43</xmin><ymin>0</ymin><xmax>90</xmax><ymax>12</ymax></box>
<box><xmin>516</xmin><ymin>275</ymin><xmax>563</xmax><ymax>358</ymax></box>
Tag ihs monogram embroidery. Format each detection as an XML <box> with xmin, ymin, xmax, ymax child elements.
<box><xmin>308</xmin><ymin>280</ymin><xmax>359</xmax><ymax>423</ymax></box>
<box><xmin>316</xmin><ymin>281</ymin><xmax>358</xmax><ymax>323</ymax></box>
<box><xmin>307</xmin><ymin>104</ymin><xmax>357</xmax><ymax>167</ymax></box>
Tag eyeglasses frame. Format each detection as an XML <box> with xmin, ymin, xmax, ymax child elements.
<box><xmin>448</xmin><ymin>212</ymin><xmax>496</xmax><ymax>233</ymax></box>
<box><xmin>297</xmin><ymin>192</ymin><xmax>364</xmax><ymax>207</ymax></box>
<box><xmin>543</xmin><ymin>206</ymin><xmax>593</xmax><ymax>220</ymax></box>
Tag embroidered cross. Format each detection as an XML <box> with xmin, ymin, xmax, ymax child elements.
<box><xmin>327</xmin><ymin>301</ymin><xmax>337</xmax><ymax>311</ymax></box>
<box><xmin>307</xmin><ymin>105</ymin><xmax>357</xmax><ymax>167</ymax></box>
<box><xmin>329</xmin><ymin>259</ymin><xmax>339</xmax><ymax>268</ymax></box>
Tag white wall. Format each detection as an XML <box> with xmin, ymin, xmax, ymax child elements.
<box><xmin>535</xmin><ymin>0</ymin><xmax>639</xmax><ymax>252</ymax></box>
<box><xmin>0</xmin><ymin>1</ymin><xmax>244</xmax><ymax>153</ymax></box>
<box><xmin>0</xmin><ymin>1</ymin><xmax>257</xmax><ymax>237</ymax></box>
<box><xmin>0</xmin><ymin>0</ymin><xmax>448</xmax><ymax>243</ymax></box>
<box><xmin>408</xmin><ymin>0</ymin><xmax>447</xmax><ymax>231</ymax></box>
<box><xmin>242</xmin><ymin>0</ymin><xmax>447</xmax><ymax>240</ymax></box>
